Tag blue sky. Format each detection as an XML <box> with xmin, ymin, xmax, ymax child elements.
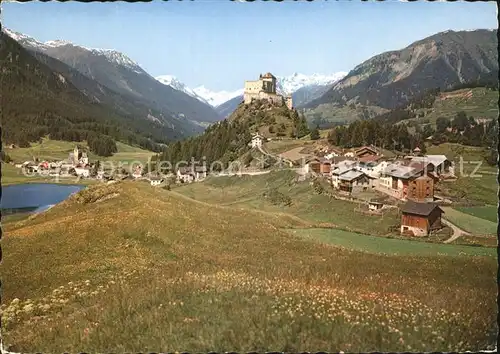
<box><xmin>2</xmin><ymin>0</ymin><xmax>497</xmax><ymax>91</ymax></box>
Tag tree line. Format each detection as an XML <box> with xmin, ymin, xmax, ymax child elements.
<box><xmin>327</xmin><ymin>119</ymin><xmax>427</xmax><ymax>153</ymax></box>
<box><xmin>433</xmin><ymin>111</ymin><xmax>498</xmax><ymax>149</ymax></box>
<box><xmin>154</xmin><ymin>118</ymin><xmax>253</xmax><ymax>170</ymax></box>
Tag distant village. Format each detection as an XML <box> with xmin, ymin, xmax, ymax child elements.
<box><xmin>15</xmin><ymin>145</ymin><xmax>208</xmax><ymax>186</ymax></box>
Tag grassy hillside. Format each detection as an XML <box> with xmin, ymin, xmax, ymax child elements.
<box><xmin>304</xmin><ymin>86</ymin><xmax>497</xmax><ymax>129</ymax></box>
<box><xmin>402</xmin><ymin>87</ymin><xmax>498</xmax><ymax>127</ymax></box>
<box><xmin>304</xmin><ymin>103</ymin><xmax>389</xmax><ymax>125</ymax></box>
<box><xmin>426</xmin><ymin>143</ymin><xmax>498</xmax><ymax>206</ymax></box>
<box><xmin>229</xmin><ymin>99</ymin><xmax>308</xmax><ymax>139</ymax></box>
<box><xmin>1</xmin><ymin>181</ymin><xmax>497</xmax><ymax>351</ymax></box>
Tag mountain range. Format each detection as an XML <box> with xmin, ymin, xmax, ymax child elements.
<box><xmin>4</xmin><ymin>28</ymin><xmax>221</xmax><ymax>130</ymax></box>
<box><xmin>0</xmin><ymin>31</ymin><xmax>180</xmax><ymax>153</ymax></box>
<box><xmin>304</xmin><ymin>29</ymin><xmax>498</xmax><ymax>123</ymax></box>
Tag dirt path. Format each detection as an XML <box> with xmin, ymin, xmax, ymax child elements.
<box><xmin>442</xmin><ymin>218</ymin><xmax>471</xmax><ymax>243</ymax></box>
<box><xmin>258</xmin><ymin>145</ymin><xmax>294</xmax><ymax>167</ymax></box>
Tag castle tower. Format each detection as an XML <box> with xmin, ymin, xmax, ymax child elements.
<box><xmin>261</xmin><ymin>72</ymin><xmax>276</xmax><ymax>94</ymax></box>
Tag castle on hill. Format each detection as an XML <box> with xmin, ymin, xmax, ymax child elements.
<box><xmin>244</xmin><ymin>72</ymin><xmax>293</xmax><ymax>110</ymax></box>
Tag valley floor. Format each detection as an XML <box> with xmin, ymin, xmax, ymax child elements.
<box><xmin>1</xmin><ymin>178</ymin><xmax>497</xmax><ymax>352</ymax></box>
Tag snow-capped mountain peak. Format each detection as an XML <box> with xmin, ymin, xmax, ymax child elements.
<box><xmin>3</xmin><ymin>27</ymin><xmax>144</xmax><ymax>73</ymax></box>
<box><xmin>2</xmin><ymin>28</ymin><xmax>51</xmax><ymax>51</ymax></box>
<box><xmin>276</xmin><ymin>72</ymin><xmax>348</xmax><ymax>95</ymax></box>
<box><xmin>92</xmin><ymin>49</ymin><xmax>143</xmax><ymax>73</ymax></box>
<box><xmin>156</xmin><ymin>75</ymin><xmax>210</xmax><ymax>104</ymax></box>
<box><xmin>193</xmin><ymin>86</ymin><xmax>244</xmax><ymax>107</ymax></box>
<box><xmin>45</xmin><ymin>39</ymin><xmax>73</xmax><ymax>48</ymax></box>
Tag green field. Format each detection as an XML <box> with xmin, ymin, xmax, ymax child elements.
<box><xmin>289</xmin><ymin>228</ymin><xmax>497</xmax><ymax>257</ymax></box>
<box><xmin>443</xmin><ymin>207</ymin><xmax>497</xmax><ymax>236</ymax></box>
<box><xmin>1</xmin><ymin>181</ymin><xmax>497</xmax><ymax>351</ymax></box>
<box><xmin>456</xmin><ymin>205</ymin><xmax>498</xmax><ymax>223</ymax></box>
<box><xmin>426</xmin><ymin>143</ymin><xmax>498</xmax><ymax>205</ymax></box>
<box><xmin>305</xmin><ymin>103</ymin><xmax>389</xmax><ymax>124</ymax></box>
<box><xmin>177</xmin><ymin>171</ymin><xmax>401</xmax><ymax>236</ymax></box>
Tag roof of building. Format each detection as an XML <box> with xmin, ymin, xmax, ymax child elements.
<box><xmin>401</xmin><ymin>200</ymin><xmax>443</xmax><ymax>216</ymax></box>
<box><xmin>358</xmin><ymin>155</ymin><xmax>382</xmax><ymax>163</ymax></box>
<box><xmin>330</xmin><ymin>156</ymin><xmax>351</xmax><ymax>164</ymax></box>
<box><xmin>355</xmin><ymin>146</ymin><xmax>378</xmax><ymax>155</ymax></box>
<box><xmin>178</xmin><ymin>167</ymin><xmax>194</xmax><ymax>174</ymax></box>
<box><xmin>333</xmin><ymin>159</ymin><xmax>357</xmax><ymax>168</ymax></box>
<box><xmin>305</xmin><ymin>157</ymin><xmax>321</xmax><ymax>164</ymax></box>
<box><xmin>332</xmin><ymin>165</ymin><xmax>355</xmax><ymax>176</ymax></box>
<box><xmin>415</xmin><ymin>175</ymin><xmax>432</xmax><ymax>181</ymax></box>
<box><xmin>252</xmin><ymin>133</ymin><xmax>264</xmax><ymax>139</ymax></box>
<box><xmin>409</xmin><ymin>155</ymin><xmax>449</xmax><ymax>167</ymax></box>
<box><xmin>338</xmin><ymin>170</ymin><xmax>366</xmax><ymax>181</ymax></box>
<box><xmin>383</xmin><ymin>163</ymin><xmax>421</xmax><ymax>179</ymax></box>
<box><xmin>261</xmin><ymin>72</ymin><xmax>276</xmax><ymax>79</ymax></box>
<box><xmin>150</xmin><ymin>177</ymin><xmax>163</xmax><ymax>181</ymax></box>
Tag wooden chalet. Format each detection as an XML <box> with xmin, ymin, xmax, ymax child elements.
<box><xmin>354</xmin><ymin>146</ymin><xmax>379</xmax><ymax>159</ymax></box>
<box><xmin>400</xmin><ymin>201</ymin><xmax>444</xmax><ymax>237</ymax></box>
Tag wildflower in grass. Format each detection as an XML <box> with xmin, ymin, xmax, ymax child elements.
<box><xmin>22</xmin><ymin>304</ymin><xmax>35</xmax><ymax>314</ymax></box>
<box><xmin>41</xmin><ymin>304</ymin><xmax>51</xmax><ymax>311</ymax></box>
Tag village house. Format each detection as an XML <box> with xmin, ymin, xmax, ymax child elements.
<box><xmin>330</xmin><ymin>160</ymin><xmax>373</xmax><ymax>192</ymax></box>
<box><xmin>132</xmin><ymin>166</ymin><xmax>143</xmax><ymax>179</ymax></box>
<box><xmin>251</xmin><ymin>133</ymin><xmax>264</xmax><ymax>148</ymax></box>
<box><xmin>149</xmin><ymin>177</ymin><xmax>164</xmax><ymax>186</ymax></box>
<box><xmin>22</xmin><ymin>161</ymin><xmax>38</xmax><ymax>173</ymax></box>
<box><xmin>376</xmin><ymin>160</ymin><xmax>436</xmax><ymax>200</ymax></box>
<box><xmin>324</xmin><ymin>147</ymin><xmax>343</xmax><ymax>159</ymax></box>
<box><xmin>412</xmin><ymin>147</ymin><xmax>423</xmax><ymax>156</ymax></box>
<box><xmin>336</xmin><ymin>170</ymin><xmax>374</xmax><ymax>193</ymax></box>
<box><xmin>176</xmin><ymin>167</ymin><xmax>195</xmax><ymax>183</ymax></box>
<box><xmin>400</xmin><ymin>200</ymin><xmax>444</xmax><ymax>236</ymax></box>
<box><xmin>303</xmin><ymin>157</ymin><xmax>321</xmax><ymax>175</ymax></box>
<box><xmin>406</xmin><ymin>175</ymin><xmax>434</xmax><ymax>203</ymax></box>
<box><xmin>357</xmin><ymin>159</ymin><xmax>388</xmax><ymax>178</ymax></box>
<box><xmin>96</xmin><ymin>170</ymin><xmax>105</xmax><ymax>180</ymax></box>
<box><xmin>194</xmin><ymin>166</ymin><xmax>208</xmax><ymax>180</ymax></box>
<box><xmin>319</xmin><ymin>158</ymin><xmax>332</xmax><ymax>175</ymax></box>
<box><xmin>74</xmin><ymin>167</ymin><xmax>90</xmax><ymax>178</ymax></box>
<box><xmin>354</xmin><ymin>146</ymin><xmax>379</xmax><ymax>159</ymax></box>
<box><xmin>408</xmin><ymin>155</ymin><xmax>454</xmax><ymax>177</ymax></box>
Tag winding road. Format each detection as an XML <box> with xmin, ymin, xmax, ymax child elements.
<box><xmin>442</xmin><ymin>218</ymin><xmax>471</xmax><ymax>243</ymax></box>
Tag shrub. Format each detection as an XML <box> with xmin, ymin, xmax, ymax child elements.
<box><xmin>264</xmin><ymin>188</ymin><xmax>292</xmax><ymax>207</ymax></box>
<box><xmin>312</xmin><ymin>179</ymin><xmax>325</xmax><ymax>194</ymax></box>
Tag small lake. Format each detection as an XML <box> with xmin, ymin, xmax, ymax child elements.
<box><xmin>1</xmin><ymin>183</ymin><xmax>85</xmax><ymax>214</ymax></box>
